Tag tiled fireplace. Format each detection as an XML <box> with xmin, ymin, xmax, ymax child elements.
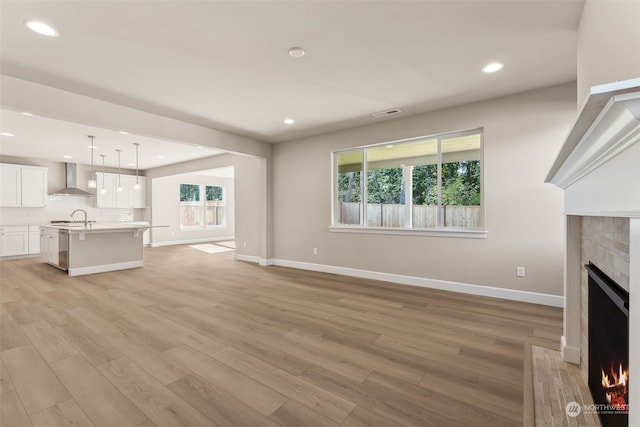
<box><xmin>547</xmin><ymin>79</ymin><xmax>640</xmax><ymax>426</ymax></box>
<box><xmin>580</xmin><ymin>217</ymin><xmax>630</xmax><ymax>385</ymax></box>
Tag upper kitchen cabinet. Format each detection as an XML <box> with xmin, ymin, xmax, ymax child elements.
<box><xmin>128</xmin><ymin>175</ymin><xmax>146</xmax><ymax>208</ymax></box>
<box><xmin>21</xmin><ymin>167</ymin><xmax>48</xmax><ymax>207</ymax></box>
<box><xmin>96</xmin><ymin>172</ymin><xmax>117</xmax><ymax>208</ymax></box>
<box><xmin>96</xmin><ymin>172</ymin><xmax>146</xmax><ymax>208</ymax></box>
<box><xmin>0</xmin><ymin>164</ymin><xmax>21</xmax><ymax>206</ymax></box>
<box><xmin>0</xmin><ymin>163</ymin><xmax>48</xmax><ymax>207</ymax></box>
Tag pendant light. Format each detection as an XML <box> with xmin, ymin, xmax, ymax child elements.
<box><xmin>87</xmin><ymin>135</ymin><xmax>97</xmax><ymax>188</ymax></box>
<box><xmin>116</xmin><ymin>149</ymin><xmax>123</xmax><ymax>192</ymax></box>
<box><xmin>99</xmin><ymin>155</ymin><xmax>107</xmax><ymax>194</ymax></box>
<box><xmin>133</xmin><ymin>143</ymin><xmax>141</xmax><ymax>190</ymax></box>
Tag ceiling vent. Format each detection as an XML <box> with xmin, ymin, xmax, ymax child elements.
<box><xmin>372</xmin><ymin>108</ymin><xmax>402</xmax><ymax>118</ymax></box>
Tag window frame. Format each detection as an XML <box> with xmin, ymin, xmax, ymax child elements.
<box><xmin>331</xmin><ymin>128</ymin><xmax>487</xmax><ymax>238</ymax></box>
<box><xmin>179</xmin><ymin>183</ymin><xmax>226</xmax><ymax>230</ymax></box>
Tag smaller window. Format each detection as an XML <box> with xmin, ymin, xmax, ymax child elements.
<box><xmin>205</xmin><ymin>185</ymin><xmax>225</xmax><ymax>226</ymax></box>
<box><xmin>180</xmin><ymin>184</ymin><xmax>202</xmax><ymax>228</ymax></box>
<box><xmin>180</xmin><ymin>184</ymin><xmax>225</xmax><ymax>229</ymax></box>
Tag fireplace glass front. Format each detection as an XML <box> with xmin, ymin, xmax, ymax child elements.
<box><xmin>587</xmin><ymin>262</ymin><xmax>629</xmax><ymax>427</ymax></box>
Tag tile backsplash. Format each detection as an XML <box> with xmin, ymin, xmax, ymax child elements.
<box><xmin>0</xmin><ymin>195</ymin><xmax>146</xmax><ymax>225</ymax></box>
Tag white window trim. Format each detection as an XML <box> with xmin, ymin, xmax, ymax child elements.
<box><xmin>332</xmin><ymin>127</ymin><xmax>485</xmax><ymax>235</ymax></box>
<box><xmin>329</xmin><ymin>225</ymin><xmax>488</xmax><ymax>239</ymax></box>
<box><xmin>179</xmin><ymin>184</ymin><xmax>226</xmax><ymax>230</ymax></box>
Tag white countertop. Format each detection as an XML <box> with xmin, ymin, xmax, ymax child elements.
<box><xmin>39</xmin><ymin>222</ymin><xmax>161</xmax><ymax>233</ymax></box>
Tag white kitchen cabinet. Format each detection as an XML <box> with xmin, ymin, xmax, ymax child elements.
<box><xmin>0</xmin><ymin>226</ymin><xmax>29</xmax><ymax>257</ymax></box>
<box><xmin>0</xmin><ymin>164</ymin><xmax>21</xmax><ymax>207</ymax></box>
<box><xmin>21</xmin><ymin>167</ymin><xmax>48</xmax><ymax>207</ymax></box>
<box><xmin>129</xmin><ymin>176</ymin><xmax>146</xmax><ymax>208</ymax></box>
<box><xmin>40</xmin><ymin>228</ymin><xmax>59</xmax><ymax>265</ymax></box>
<box><xmin>0</xmin><ymin>163</ymin><xmax>48</xmax><ymax>208</ymax></box>
<box><xmin>96</xmin><ymin>172</ymin><xmax>145</xmax><ymax>208</ymax></box>
<box><xmin>28</xmin><ymin>225</ymin><xmax>40</xmax><ymax>254</ymax></box>
<box><xmin>122</xmin><ymin>175</ymin><xmax>146</xmax><ymax>208</ymax></box>
<box><xmin>115</xmin><ymin>174</ymin><xmax>130</xmax><ymax>208</ymax></box>
<box><xmin>96</xmin><ymin>172</ymin><xmax>117</xmax><ymax>208</ymax></box>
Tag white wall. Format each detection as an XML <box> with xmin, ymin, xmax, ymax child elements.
<box><xmin>147</xmin><ymin>153</ymin><xmax>265</xmax><ymax>258</ymax></box>
<box><xmin>577</xmin><ymin>0</ymin><xmax>640</xmax><ymax>107</ymax></box>
<box><xmin>151</xmin><ymin>173</ymin><xmax>235</xmax><ymax>245</ymax></box>
<box><xmin>271</xmin><ymin>83</ymin><xmax>576</xmax><ymax>296</ymax></box>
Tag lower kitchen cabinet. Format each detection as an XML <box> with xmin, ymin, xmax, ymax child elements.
<box><xmin>0</xmin><ymin>225</ymin><xmax>43</xmax><ymax>257</ymax></box>
<box><xmin>40</xmin><ymin>228</ymin><xmax>59</xmax><ymax>265</ymax></box>
<box><xmin>29</xmin><ymin>226</ymin><xmax>41</xmax><ymax>254</ymax></box>
<box><xmin>0</xmin><ymin>226</ymin><xmax>29</xmax><ymax>257</ymax></box>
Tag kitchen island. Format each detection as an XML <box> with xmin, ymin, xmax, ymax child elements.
<box><xmin>40</xmin><ymin>223</ymin><xmax>150</xmax><ymax>276</ymax></box>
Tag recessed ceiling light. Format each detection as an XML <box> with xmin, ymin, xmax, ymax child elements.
<box><xmin>482</xmin><ymin>62</ymin><xmax>504</xmax><ymax>73</ymax></box>
<box><xmin>385</xmin><ymin>145</ymin><xmax>394</xmax><ymax>149</ymax></box>
<box><xmin>288</xmin><ymin>47</ymin><xmax>306</xmax><ymax>58</ymax></box>
<box><xmin>24</xmin><ymin>20</ymin><xmax>59</xmax><ymax>37</ymax></box>
<box><xmin>63</xmin><ymin>155</ymin><xmax>73</xmax><ymax>159</ymax></box>
<box><xmin>283</xmin><ymin>118</ymin><xmax>295</xmax><ymax>125</ymax></box>
<box><xmin>196</xmin><ymin>146</ymin><xmax>203</xmax><ymax>149</ymax></box>
<box><xmin>119</xmin><ymin>131</ymin><xmax>129</xmax><ymax>135</ymax></box>
<box><xmin>157</xmin><ymin>155</ymin><xmax>165</xmax><ymax>159</ymax></box>
<box><xmin>1</xmin><ymin>132</ymin><xmax>15</xmax><ymax>137</ymax></box>
<box><xmin>127</xmin><ymin>163</ymin><xmax>135</xmax><ymax>166</ymax></box>
<box><xmin>21</xmin><ymin>112</ymin><xmax>33</xmax><ymax>116</ymax></box>
<box><xmin>87</xmin><ymin>145</ymin><xmax>97</xmax><ymax>149</ymax></box>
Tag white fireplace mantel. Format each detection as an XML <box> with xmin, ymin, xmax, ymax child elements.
<box><xmin>547</xmin><ymin>78</ymin><xmax>640</xmax><ymax>217</ymax></box>
<box><xmin>547</xmin><ymin>77</ymin><xmax>640</xmax><ymax>426</ymax></box>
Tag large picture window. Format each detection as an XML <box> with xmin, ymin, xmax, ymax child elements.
<box><xmin>333</xmin><ymin>128</ymin><xmax>483</xmax><ymax>233</ymax></box>
<box><xmin>180</xmin><ymin>184</ymin><xmax>225</xmax><ymax>228</ymax></box>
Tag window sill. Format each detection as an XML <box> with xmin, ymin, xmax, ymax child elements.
<box><xmin>179</xmin><ymin>225</ymin><xmax>227</xmax><ymax>231</ymax></box>
<box><xmin>329</xmin><ymin>225</ymin><xmax>488</xmax><ymax>239</ymax></box>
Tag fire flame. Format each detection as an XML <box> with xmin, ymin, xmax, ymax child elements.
<box><xmin>601</xmin><ymin>362</ymin><xmax>629</xmax><ymax>411</ymax></box>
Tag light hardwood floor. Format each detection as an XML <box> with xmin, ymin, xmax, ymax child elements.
<box><xmin>0</xmin><ymin>244</ymin><xmax>562</xmax><ymax>426</ymax></box>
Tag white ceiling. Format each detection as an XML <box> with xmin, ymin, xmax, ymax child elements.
<box><xmin>0</xmin><ymin>109</ymin><xmax>224</xmax><ymax>169</ymax></box>
<box><xmin>0</xmin><ymin>0</ymin><xmax>584</xmax><ymax>164</ymax></box>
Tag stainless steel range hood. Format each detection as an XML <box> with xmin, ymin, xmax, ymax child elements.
<box><xmin>49</xmin><ymin>163</ymin><xmax>93</xmax><ymax>197</ymax></box>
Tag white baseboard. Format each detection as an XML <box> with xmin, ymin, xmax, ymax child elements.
<box><xmin>234</xmin><ymin>254</ymin><xmax>260</xmax><ymax>263</ymax></box>
<box><xmin>151</xmin><ymin>235</ymin><xmax>235</xmax><ymax>248</ymax></box>
<box><xmin>254</xmin><ymin>258</ymin><xmax>564</xmax><ymax>308</ymax></box>
<box><xmin>68</xmin><ymin>260</ymin><xmax>144</xmax><ymax>276</ymax></box>
<box><xmin>561</xmin><ymin>336</ymin><xmax>581</xmax><ymax>365</ymax></box>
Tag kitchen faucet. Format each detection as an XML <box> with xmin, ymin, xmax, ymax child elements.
<box><xmin>71</xmin><ymin>209</ymin><xmax>88</xmax><ymax>228</ymax></box>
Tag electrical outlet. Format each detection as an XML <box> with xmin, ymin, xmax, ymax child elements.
<box><xmin>516</xmin><ymin>266</ymin><xmax>526</xmax><ymax>277</ymax></box>
<box><xmin>313</xmin><ymin>248</ymin><xmax>318</xmax><ymax>255</ymax></box>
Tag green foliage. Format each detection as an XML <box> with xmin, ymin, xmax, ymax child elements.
<box><xmin>367</xmin><ymin>168</ymin><xmax>403</xmax><ymax>204</ymax></box>
<box><xmin>412</xmin><ymin>164</ymin><xmax>438</xmax><ymax>205</ymax></box>
<box><xmin>440</xmin><ymin>161</ymin><xmax>481</xmax><ymax>206</ymax></box>
<box><xmin>338</xmin><ymin>172</ymin><xmax>362</xmax><ymax>203</ymax></box>
<box><xmin>206</xmin><ymin>185</ymin><xmax>223</xmax><ymax>201</ymax></box>
<box><xmin>180</xmin><ymin>184</ymin><xmax>200</xmax><ymax>202</ymax></box>
<box><xmin>180</xmin><ymin>184</ymin><xmax>224</xmax><ymax>202</ymax></box>
<box><xmin>339</xmin><ymin>160</ymin><xmax>480</xmax><ymax>206</ymax></box>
